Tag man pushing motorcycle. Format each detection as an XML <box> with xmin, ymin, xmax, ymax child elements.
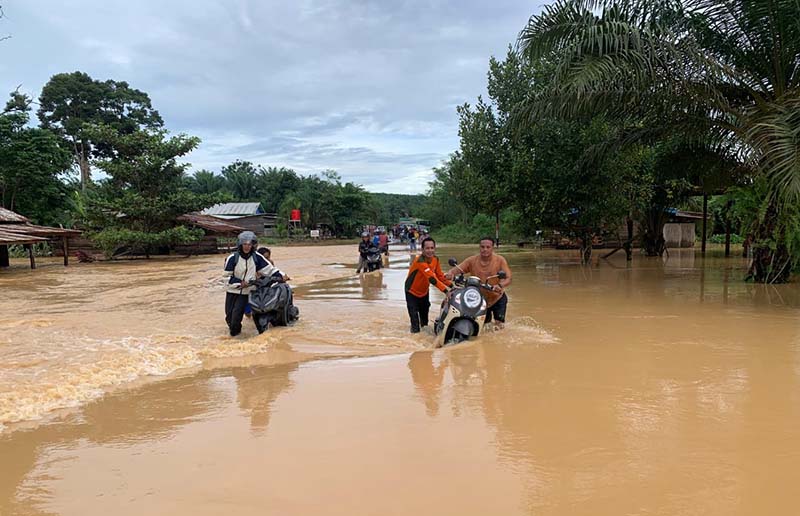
<box><xmin>404</xmin><ymin>237</ymin><xmax>451</xmax><ymax>333</ymax></box>
<box><xmin>445</xmin><ymin>236</ymin><xmax>512</xmax><ymax>328</ymax></box>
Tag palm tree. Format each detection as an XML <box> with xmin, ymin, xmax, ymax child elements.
<box><xmin>187</xmin><ymin>169</ymin><xmax>225</xmax><ymax>196</ymax></box>
<box><xmin>518</xmin><ymin>0</ymin><xmax>800</xmax><ymax>282</ymax></box>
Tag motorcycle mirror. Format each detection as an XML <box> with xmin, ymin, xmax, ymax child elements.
<box><xmin>428</xmin><ymin>277</ymin><xmax>437</xmax><ymax>285</ymax></box>
<box><xmin>448</xmin><ymin>258</ymin><xmax>458</xmax><ymax>267</ymax></box>
<box><xmin>497</xmin><ymin>270</ymin><xmax>507</xmax><ymax>280</ymax></box>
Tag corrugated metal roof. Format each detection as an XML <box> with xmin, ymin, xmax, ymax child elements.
<box><xmin>201</xmin><ymin>203</ymin><xmax>263</xmax><ymax>216</ymax></box>
<box><xmin>0</xmin><ymin>207</ymin><xmax>29</xmax><ymax>223</ymax></box>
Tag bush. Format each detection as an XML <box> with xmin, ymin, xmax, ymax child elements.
<box><xmin>709</xmin><ymin>233</ymin><xmax>745</xmax><ymax>244</ymax></box>
<box><xmin>8</xmin><ymin>242</ymin><xmax>53</xmax><ymax>258</ymax></box>
<box><xmin>432</xmin><ymin>212</ymin><xmax>523</xmax><ymax>244</ymax></box>
<box><xmin>89</xmin><ymin>226</ymin><xmax>203</xmax><ymax>257</ymax></box>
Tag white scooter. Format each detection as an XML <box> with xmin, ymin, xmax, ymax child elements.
<box><xmin>431</xmin><ymin>258</ymin><xmax>507</xmax><ymax>348</ymax></box>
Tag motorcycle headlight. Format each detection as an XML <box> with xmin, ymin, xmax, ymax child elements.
<box><xmin>462</xmin><ymin>287</ymin><xmax>482</xmax><ymax>309</ymax></box>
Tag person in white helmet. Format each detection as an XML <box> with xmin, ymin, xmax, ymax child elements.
<box><xmin>223</xmin><ymin>231</ymin><xmax>282</xmax><ymax>336</ymax></box>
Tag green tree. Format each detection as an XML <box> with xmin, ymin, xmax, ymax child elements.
<box><xmin>37</xmin><ymin>71</ymin><xmax>163</xmax><ymax>190</ymax></box>
<box><xmin>186</xmin><ymin>169</ymin><xmax>227</xmax><ymax>196</ymax></box>
<box><xmin>518</xmin><ymin>0</ymin><xmax>800</xmax><ymax>281</ymax></box>
<box><xmin>0</xmin><ymin>92</ymin><xmax>73</xmax><ymax>224</ymax></box>
<box><xmin>83</xmin><ymin>126</ymin><xmax>211</xmax><ymax>257</ymax></box>
<box><xmin>221</xmin><ymin>160</ymin><xmax>260</xmax><ymax>200</ymax></box>
<box><xmin>257</xmin><ymin>166</ymin><xmax>301</xmax><ymax>213</ymax></box>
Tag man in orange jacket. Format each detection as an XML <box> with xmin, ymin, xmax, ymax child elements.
<box><xmin>405</xmin><ymin>237</ymin><xmax>451</xmax><ymax>333</ymax></box>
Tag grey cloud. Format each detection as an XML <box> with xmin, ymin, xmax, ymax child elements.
<box><xmin>1</xmin><ymin>0</ymin><xmax>543</xmax><ymax>194</ymax></box>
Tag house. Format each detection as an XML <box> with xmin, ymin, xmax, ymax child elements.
<box><xmin>174</xmin><ymin>213</ymin><xmax>245</xmax><ymax>254</ymax></box>
<box><xmin>201</xmin><ymin>202</ymin><xmax>278</xmax><ymax>236</ymax></box>
<box><xmin>0</xmin><ymin>207</ymin><xmax>82</xmax><ymax>269</ymax></box>
<box><xmin>663</xmin><ymin>209</ymin><xmax>703</xmax><ymax>248</ymax></box>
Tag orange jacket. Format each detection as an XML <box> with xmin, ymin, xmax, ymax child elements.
<box><xmin>405</xmin><ymin>255</ymin><xmax>451</xmax><ymax>297</ymax></box>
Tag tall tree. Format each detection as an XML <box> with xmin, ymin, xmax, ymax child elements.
<box><xmin>83</xmin><ymin>126</ymin><xmax>211</xmax><ymax>257</ymax></box>
<box><xmin>257</xmin><ymin>166</ymin><xmax>301</xmax><ymax>213</ymax></box>
<box><xmin>38</xmin><ymin>72</ymin><xmax>163</xmax><ymax>190</ymax></box>
<box><xmin>185</xmin><ymin>169</ymin><xmax>227</xmax><ymax>196</ymax></box>
<box><xmin>221</xmin><ymin>160</ymin><xmax>261</xmax><ymax>200</ymax></box>
<box><xmin>0</xmin><ymin>92</ymin><xmax>72</xmax><ymax>224</ymax></box>
<box><xmin>518</xmin><ymin>0</ymin><xmax>800</xmax><ymax>281</ymax></box>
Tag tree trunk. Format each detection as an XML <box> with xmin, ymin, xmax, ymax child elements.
<box><xmin>724</xmin><ymin>199</ymin><xmax>732</xmax><ymax>258</ymax></box>
<box><xmin>701</xmin><ymin>193</ymin><xmax>708</xmax><ymax>255</ymax></box>
<box><xmin>642</xmin><ymin>206</ymin><xmax>667</xmax><ymax>257</ymax></box>
<box><xmin>73</xmin><ymin>139</ymin><xmax>91</xmax><ymax>191</ymax></box>
<box><xmin>79</xmin><ymin>156</ymin><xmax>91</xmax><ymax>190</ymax></box>
<box><xmin>579</xmin><ymin>232</ymin><xmax>593</xmax><ymax>264</ymax></box>
<box><xmin>747</xmin><ymin>200</ymin><xmax>792</xmax><ymax>284</ymax></box>
<box><xmin>495</xmin><ymin>210</ymin><xmax>500</xmax><ymax>247</ymax></box>
<box><xmin>625</xmin><ymin>215</ymin><xmax>634</xmax><ymax>261</ymax></box>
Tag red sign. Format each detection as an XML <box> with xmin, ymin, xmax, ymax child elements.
<box><xmin>290</xmin><ymin>209</ymin><xmax>301</xmax><ymax>222</ymax></box>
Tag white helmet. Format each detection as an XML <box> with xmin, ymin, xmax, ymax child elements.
<box><xmin>237</xmin><ymin>231</ymin><xmax>257</xmax><ymax>247</ymax></box>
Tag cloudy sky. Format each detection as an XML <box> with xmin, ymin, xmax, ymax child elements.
<box><xmin>0</xmin><ymin>0</ymin><xmax>542</xmax><ymax>194</ymax></box>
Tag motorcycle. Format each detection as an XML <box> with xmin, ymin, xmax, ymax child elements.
<box><xmin>248</xmin><ymin>274</ymin><xmax>300</xmax><ymax>334</ymax></box>
<box><xmin>431</xmin><ymin>258</ymin><xmax>507</xmax><ymax>348</ymax></box>
<box><xmin>365</xmin><ymin>245</ymin><xmax>383</xmax><ymax>272</ymax></box>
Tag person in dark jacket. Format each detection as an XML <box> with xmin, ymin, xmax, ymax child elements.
<box><xmin>356</xmin><ymin>232</ymin><xmax>371</xmax><ymax>273</ymax></box>
<box><xmin>224</xmin><ymin>231</ymin><xmax>281</xmax><ymax>336</ymax></box>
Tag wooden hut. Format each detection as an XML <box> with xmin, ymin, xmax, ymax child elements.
<box><xmin>200</xmin><ymin>203</ymin><xmax>276</xmax><ymax>236</ymax></box>
<box><xmin>174</xmin><ymin>213</ymin><xmax>245</xmax><ymax>255</ymax></box>
<box><xmin>0</xmin><ymin>207</ymin><xmax>82</xmax><ymax>269</ymax></box>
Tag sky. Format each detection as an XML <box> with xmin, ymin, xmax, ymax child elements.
<box><xmin>0</xmin><ymin>0</ymin><xmax>542</xmax><ymax>194</ymax></box>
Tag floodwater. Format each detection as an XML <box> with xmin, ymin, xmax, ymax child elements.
<box><xmin>2</xmin><ymin>244</ymin><xmax>800</xmax><ymax>515</ymax></box>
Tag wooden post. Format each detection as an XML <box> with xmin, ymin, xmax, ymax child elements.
<box><xmin>25</xmin><ymin>244</ymin><xmax>36</xmax><ymax>269</ymax></box>
<box><xmin>63</xmin><ymin>237</ymin><xmax>69</xmax><ymax>266</ymax></box>
<box><xmin>724</xmin><ymin>199</ymin><xmax>732</xmax><ymax>258</ymax></box>
<box><xmin>0</xmin><ymin>245</ymin><xmax>8</xmax><ymax>267</ymax></box>
<box><xmin>701</xmin><ymin>193</ymin><xmax>708</xmax><ymax>256</ymax></box>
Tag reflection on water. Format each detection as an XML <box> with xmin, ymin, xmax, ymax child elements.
<box><xmin>2</xmin><ymin>246</ymin><xmax>800</xmax><ymax>515</ymax></box>
<box><xmin>234</xmin><ymin>362</ymin><xmax>298</xmax><ymax>435</ymax></box>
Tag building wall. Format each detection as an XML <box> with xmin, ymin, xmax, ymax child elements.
<box><xmin>663</xmin><ymin>222</ymin><xmax>696</xmax><ymax>248</ymax></box>
<box><xmin>224</xmin><ymin>215</ymin><xmax>267</xmax><ymax>235</ymax></box>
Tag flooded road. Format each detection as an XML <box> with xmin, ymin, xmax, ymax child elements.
<box><xmin>2</xmin><ymin>245</ymin><xmax>800</xmax><ymax>515</ymax></box>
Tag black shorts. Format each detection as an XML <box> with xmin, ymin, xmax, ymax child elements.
<box><xmin>485</xmin><ymin>293</ymin><xmax>508</xmax><ymax>323</ymax></box>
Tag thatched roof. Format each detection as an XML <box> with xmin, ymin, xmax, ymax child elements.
<box><xmin>178</xmin><ymin>213</ymin><xmax>245</xmax><ymax>235</ymax></box>
<box><xmin>0</xmin><ymin>207</ymin><xmax>82</xmax><ymax>245</ymax></box>
<box><xmin>0</xmin><ymin>223</ymin><xmax>81</xmax><ymax>238</ymax></box>
<box><xmin>0</xmin><ymin>207</ymin><xmax>29</xmax><ymax>223</ymax></box>
<box><xmin>0</xmin><ymin>228</ymin><xmax>48</xmax><ymax>245</ymax></box>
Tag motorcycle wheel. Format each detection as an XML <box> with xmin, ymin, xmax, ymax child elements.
<box><xmin>275</xmin><ymin>304</ymin><xmax>289</xmax><ymax>326</ymax></box>
<box><xmin>256</xmin><ymin>314</ymin><xmax>271</xmax><ymax>334</ymax></box>
<box><xmin>453</xmin><ymin>331</ymin><xmax>469</xmax><ymax>344</ymax></box>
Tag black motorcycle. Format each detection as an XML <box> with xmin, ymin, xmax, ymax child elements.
<box><xmin>365</xmin><ymin>245</ymin><xmax>383</xmax><ymax>272</ymax></box>
<box><xmin>431</xmin><ymin>258</ymin><xmax>506</xmax><ymax>347</ymax></box>
<box><xmin>248</xmin><ymin>274</ymin><xmax>300</xmax><ymax>333</ymax></box>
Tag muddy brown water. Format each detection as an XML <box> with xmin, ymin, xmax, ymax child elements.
<box><xmin>1</xmin><ymin>245</ymin><xmax>799</xmax><ymax>515</ymax></box>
